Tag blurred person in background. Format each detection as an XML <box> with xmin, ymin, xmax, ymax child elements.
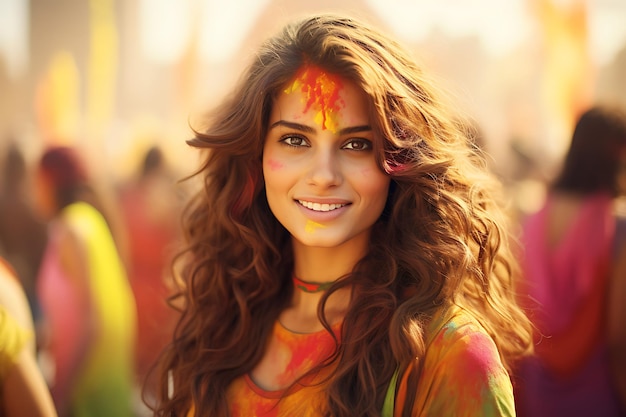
<box><xmin>33</xmin><ymin>145</ymin><xmax>137</xmax><ymax>417</ymax></box>
<box><xmin>0</xmin><ymin>256</ymin><xmax>57</xmax><ymax>417</ymax></box>
<box><xmin>0</xmin><ymin>141</ymin><xmax>48</xmax><ymax>332</ymax></box>
<box><xmin>516</xmin><ymin>105</ymin><xmax>626</xmax><ymax>416</ymax></box>
<box><xmin>117</xmin><ymin>145</ymin><xmax>182</xmax><ymax>413</ymax></box>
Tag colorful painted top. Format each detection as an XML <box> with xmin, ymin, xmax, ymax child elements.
<box><xmin>226</xmin><ymin>320</ymin><xmax>339</xmax><ymax>417</ymax></box>
<box><xmin>400</xmin><ymin>304</ymin><xmax>515</xmax><ymax>417</ymax></box>
<box><xmin>188</xmin><ymin>304</ymin><xmax>513</xmax><ymax>416</ymax></box>
<box><xmin>37</xmin><ymin>202</ymin><xmax>137</xmax><ymax>417</ymax></box>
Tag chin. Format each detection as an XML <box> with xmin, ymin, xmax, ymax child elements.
<box><xmin>294</xmin><ymin>238</ymin><xmax>341</xmax><ymax>249</ymax></box>
<box><xmin>291</xmin><ymin>229</ymin><xmax>368</xmax><ymax>251</ymax></box>
<box><xmin>290</xmin><ymin>231</ymin><xmax>342</xmax><ymax>248</ymax></box>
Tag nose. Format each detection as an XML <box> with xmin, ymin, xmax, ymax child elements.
<box><xmin>307</xmin><ymin>146</ymin><xmax>342</xmax><ymax>187</ymax></box>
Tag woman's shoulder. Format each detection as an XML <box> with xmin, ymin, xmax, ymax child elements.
<box><xmin>422</xmin><ymin>305</ymin><xmax>512</xmax><ymax>392</ymax></box>
<box><xmin>425</xmin><ymin>305</ymin><xmax>503</xmax><ymax>368</ymax></box>
<box><xmin>59</xmin><ymin>201</ymin><xmax>102</xmax><ymax>223</ymax></box>
<box><xmin>56</xmin><ymin>202</ymin><xmax>108</xmax><ymax>243</ymax></box>
<box><xmin>404</xmin><ymin>305</ymin><xmax>515</xmax><ymax>416</ymax></box>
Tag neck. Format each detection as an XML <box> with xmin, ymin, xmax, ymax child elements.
<box><xmin>291</xmin><ymin>238</ymin><xmax>369</xmax><ymax>283</ymax></box>
<box><xmin>292</xmin><ymin>275</ymin><xmax>334</xmax><ymax>293</ymax></box>
<box><xmin>283</xmin><ymin>275</ymin><xmax>353</xmax><ymax>333</ymax></box>
<box><xmin>283</xmin><ymin>235</ymin><xmax>369</xmax><ymax>327</ymax></box>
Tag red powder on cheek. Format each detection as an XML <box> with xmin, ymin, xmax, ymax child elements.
<box><xmin>286</xmin><ymin>66</ymin><xmax>344</xmax><ymax>131</ymax></box>
<box><xmin>267</xmin><ymin>159</ymin><xmax>284</xmax><ymax>171</ymax></box>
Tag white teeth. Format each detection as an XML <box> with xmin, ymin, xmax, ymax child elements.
<box><xmin>298</xmin><ymin>200</ymin><xmax>346</xmax><ymax>212</ymax></box>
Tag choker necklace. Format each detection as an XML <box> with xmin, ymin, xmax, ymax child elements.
<box><xmin>292</xmin><ymin>275</ymin><xmax>334</xmax><ymax>293</ymax></box>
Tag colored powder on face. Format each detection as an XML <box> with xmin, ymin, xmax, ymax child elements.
<box><xmin>284</xmin><ymin>66</ymin><xmax>344</xmax><ymax>132</ymax></box>
<box><xmin>305</xmin><ymin>220</ymin><xmax>326</xmax><ymax>234</ymax></box>
<box><xmin>266</xmin><ymin>158</ymin><xmax>283</xmax><ymax>171</ymax></box>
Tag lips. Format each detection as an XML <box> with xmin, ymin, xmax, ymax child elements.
<box><xmin>297</xmin><ymin>200</ymin><xmax>348</xmax><ymax>212</ymax></box>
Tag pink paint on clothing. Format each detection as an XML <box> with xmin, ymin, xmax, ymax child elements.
<box><xmin>416</xmin><ymin>309</ymin><xmax>513</xmax><ymax>415</ymax></box>
<box><xmin>226</xmin><ymin>321</ymin><xmax>340</xmax><ymax>416</ymax></box>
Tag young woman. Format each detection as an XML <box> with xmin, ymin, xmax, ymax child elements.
<box><xmin>154</xmin><ymin>14</ymin><xmax>533</xmax><ymax>417</ymax></box>
<box><xmin>34</xmin><ymin>146</ymin><xmax>137</xmax><ymax>417</ymax></box>
<box><xmin>516</xmin><ymin>106</ymin><xmax>626</xmax><ymax>416</ymax></box>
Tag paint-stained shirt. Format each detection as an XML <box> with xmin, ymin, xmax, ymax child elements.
<box><xmin>227</xmin><ymin>320</ymin><xmax>338</xmax><ymax>417</ymax></box>
<box><xmin>189</xmin><ymin>305</ymin><xmax>514</xmax><ymax>416</ymax></box>
<box><xmin>400</xmin><ymin>304</ymin><xmax>515</xmax><ymax>417</ymax></box>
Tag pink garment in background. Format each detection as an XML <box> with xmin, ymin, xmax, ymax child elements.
<box><xmin>522</xmin><ymin>192</ymin><xmax>613</xmax><ymax>335</ymax></box>
<box><xmin>37</xmin><ymin>227</ymin><xmax>86</xmax><ymax>389</ymax></box>
<box><xmin>516</xmin><ymin>192</ymin><xmax>622</xmax><ymax>417</ymax></box>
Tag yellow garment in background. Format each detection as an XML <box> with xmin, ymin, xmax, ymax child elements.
<box><xmin>38</xmin><ymin>202</ymin><xmax>137</xmax><ymax>417</ymax></box>
<box><xmin>64</xmin><ymin>202</ymin><xmax>137</xmax><ymax>417</ymax></box>
<box><xmin>0</xmin><ymin>305</ymin><xmax>29</xmax><ymax>393</ymax></box>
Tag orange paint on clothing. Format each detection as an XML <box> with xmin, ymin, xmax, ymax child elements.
<box><xmin>284</xmin><ymin>66</ymin><xmax>344</xmax><ymax>132</ymax></box>
<box><xmin>228</xmin><ymin>321</ymin><xmax>339</xmax><ymax>416</ymax></box>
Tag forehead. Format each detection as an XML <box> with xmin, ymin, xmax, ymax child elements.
<box><xmin>273</xmin><ymin>65</ymin><xmax>370</xmax><ymax>130</ymax></box>
<box><xmin>284</xmin><ymin>66</ymin><xmax>343</xmax><ymax>108</ymax></box>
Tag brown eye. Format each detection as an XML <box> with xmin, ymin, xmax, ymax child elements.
<box><xmin>280</xmin><ymin>135</ymin><xmax>309</xmax><ymax>147</ymax></box>
<box><xmin>342</xmin><ymin>139</ymin><xmax>372</xmax><ymax>151</ymax></box>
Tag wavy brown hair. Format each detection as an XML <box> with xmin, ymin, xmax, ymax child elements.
<box><xmin>153</xmin><ymin>14</ymin><xmax>533</xmax><ymax>417</ymax></box>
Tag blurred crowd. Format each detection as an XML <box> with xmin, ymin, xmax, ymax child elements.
<box><xmin>0</xmin><ymin>142</ymin><xmax>184</xmax><ymax>417</ymax></box>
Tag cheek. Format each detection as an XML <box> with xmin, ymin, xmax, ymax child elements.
<box><xmin>263</xmin><ymin>152</ymin><xmax>290</xmax><ymax>194</ymax></box>
<box><xmin>265</xmin><ymin>158</ymin><xmax>284</xmax><ymax>171</ymax></box>
<box><xmin>357</xmin><ymin>171</ymin><xmax>391</xmax><ymax>206</ymax></box>
<box><xmin>262</xmin><ymin>147</ymin><xmax>284</xmax><ymax>182</ymax></box>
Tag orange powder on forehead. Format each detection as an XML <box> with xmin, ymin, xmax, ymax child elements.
<box><xmin>284</xmin><ymin>66</ymin><xmax>345</xmax><ymax>132</ymax></box>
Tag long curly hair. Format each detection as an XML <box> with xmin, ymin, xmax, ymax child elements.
<box><xmin>153</xmin><ymin>14</ymin><xmax>533</xmax><ymax>417</ymax></box>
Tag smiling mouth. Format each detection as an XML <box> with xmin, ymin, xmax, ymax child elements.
<box><xmin>297</xmin><ymin>200</ymin><xmax>348</xmax><ymax>212</ymax></box>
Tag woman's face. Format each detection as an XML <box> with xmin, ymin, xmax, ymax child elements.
<box><xmin>262</xmin><ymin>66</ymin><xmax>390</xmax><ymax>250</ymax></box>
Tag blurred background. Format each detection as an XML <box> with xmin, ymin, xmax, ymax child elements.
<box><xmin>1</xmin><ymin>1</ymin><xmax>625</xmax><ymax>415</ymax></box>
<box><xmin>1</xmin><ymin>0</ymin><xmax>625</xmax><ymax>210</ymax></box>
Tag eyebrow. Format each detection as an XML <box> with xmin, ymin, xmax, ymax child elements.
<box><xmin>269</xmin><ymin>120</ymin><xmax>372</xmax><ymax>135</ymax></box>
